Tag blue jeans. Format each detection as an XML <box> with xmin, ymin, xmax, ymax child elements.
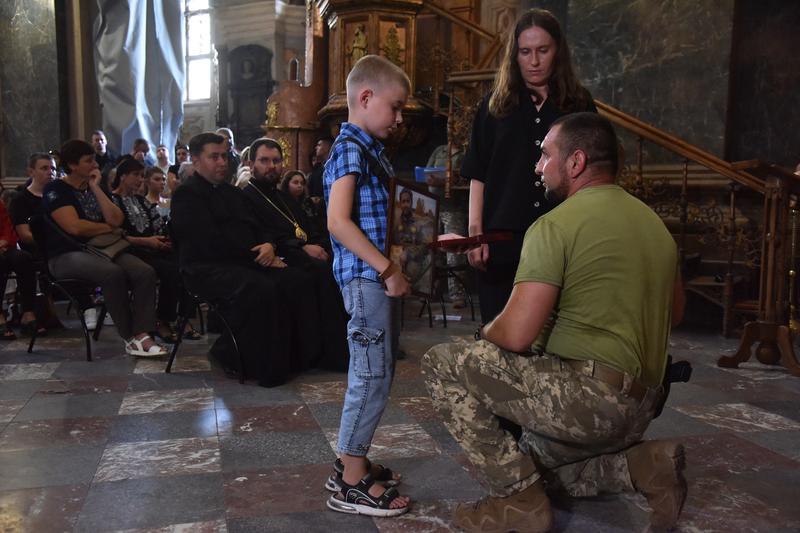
<box><xmin>337</xmin><ymin>278</ymin><xmax>399</xmax><ymax>455</ymax></box>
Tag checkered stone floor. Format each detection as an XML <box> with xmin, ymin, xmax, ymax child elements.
<box><xmin>1</xmin><ymin>302</ymin><xmax>800</xmax><ymax>532</ymax></box>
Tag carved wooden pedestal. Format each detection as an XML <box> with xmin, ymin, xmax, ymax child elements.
<box><xmin>719</xmin><ymin>173</ymin><xmax>800</xmax><ymax>377</ymax></box>
<box><xmin>718</xmin><ymin>320</ymin><xmax>800</xmax><ymax>376</ymax></box>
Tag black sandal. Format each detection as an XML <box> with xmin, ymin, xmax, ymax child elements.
<box><xmin>182</xmin><ymin>324</ymin><xmax>203</xmax><ymax>340</ymax></box>
<box><xmin>1</xmin><ymin>323</ymin><xmax>16</xmax><ymax>341</ymax></box>
<box><xmin>325</xmin><ymin>457</ymin><xmax>401</xmax><ymax>492</ymax></box>
<box><xmin>326</xmin><ymin>473</ymin><xmax>409</xmax><ymax>517</ymax></box>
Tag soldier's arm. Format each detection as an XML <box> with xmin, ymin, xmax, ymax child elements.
<box><xmin>482</xmin><ymin>281</ymin><xmax>559</xmax><ymax>353</ymax></box>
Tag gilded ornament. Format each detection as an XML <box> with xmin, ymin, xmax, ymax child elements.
<box><xmin>382</xmin><ymin>26</ymin><xmax>403</xmax><ymax>66</ymax></box>
<box><xmin>266</xmin><ymin>102</ymin><xmax>279</xmax><ymax>127</ymax></box>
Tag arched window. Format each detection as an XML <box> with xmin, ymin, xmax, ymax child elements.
<box><xmin>184</xmin><ymin>0</ymin><xmax>213</xmax><ymax>101</ymax></box>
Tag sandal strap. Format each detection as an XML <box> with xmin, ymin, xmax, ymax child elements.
<box><xmin>333</xmin><ymin>458</ymin><xmax>396</xmax><ymax>483</ymax></box>
<box><xmin>334</xmin><ymin>457</ymin><xmax>372</xmax><ymax>475</ymax></box>
<box><xmin>339</xmin><ymin>475</ymin><xmax>402</xmax><ymax>510</ymax></box>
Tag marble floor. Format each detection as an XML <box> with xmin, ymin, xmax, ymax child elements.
<box><xmin>1</xmin><ymin>300</ymin><xmax>800</xmax><ymax>532</ymax></box>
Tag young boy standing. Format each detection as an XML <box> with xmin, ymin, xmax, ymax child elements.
<box><xmin>323</xmin><ymin>55</ymin><xmax>412</xmax><ymax>517</ymax></box>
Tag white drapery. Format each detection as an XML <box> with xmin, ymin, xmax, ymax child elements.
<box><xmin>93</xmin><ymin>0</ymin><xmax>185</xmax><ymax>156</ymax></box>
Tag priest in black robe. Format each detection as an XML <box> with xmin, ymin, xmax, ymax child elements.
<box><xmin>241</xmin><ymin>138</ymin><xmax>349</xmax><ymax>372</ymax></box>
<box><xmin>170</xmin><ymin>132</ymin><xmax>326</xmax><ymax>387</ymax></box>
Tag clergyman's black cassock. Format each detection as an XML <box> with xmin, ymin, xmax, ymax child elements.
<box><xmin>170</xmin><ymin>173</ymin><xmax>323</xmax><ymax>387</ymax></box>
<box><xmin>242</xmin><ymin>179</ymin><xmax>349</xmax><ymax>371</ymax></box>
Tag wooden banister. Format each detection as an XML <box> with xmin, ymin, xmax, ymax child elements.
<box><xmin>594</xmin><ymin>100</ymin><xmax>766</xmax><ymax>194</ymax></box>
<box><xmin>421</xmin><ymin>0</ymin><xmax>495</xmax><ymax>41</ymax></box>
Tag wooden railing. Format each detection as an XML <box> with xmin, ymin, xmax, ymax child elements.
<box><xmin>418</xmin><ymin>3</ymin><xmax>800</xmax><ymax>373</ymax></box>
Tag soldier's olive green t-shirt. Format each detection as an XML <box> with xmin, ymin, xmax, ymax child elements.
<box><xmin>515</xmin><ymin>185</ymin><xmax>677</xmax><ymax>387</ymax></box>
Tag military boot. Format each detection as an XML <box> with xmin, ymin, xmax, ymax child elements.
<box><xmin>626</xmin><ymin>440</ymin><xmax>687</xmax><ymax>531</ymax></box>
<box><xmin>453</xmin><ymin>479</ymin><xmax>553</xmax><ymax>533</ymax></box>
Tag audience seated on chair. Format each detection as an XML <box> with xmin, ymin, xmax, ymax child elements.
<box><xmin>142</xmin><ymin>166</ymin><xmax>171</xmax><ymax>219</ymax></box>
<box><xmin>243</xmin><ymin>138</ymin><xmax>348</xmax><ymax>371</ymax></box>
<box><xmin>91</xmin><ymin>130</ymin><xmax>119</xmax><ymax>182</ymax></box>
<box><xmin>41</xmin><ymin>139</ymin><xmax>167</xmax><ymax>358</ymax></box>
<box><xmin>170</xmin><ymin>132</ymin><xmax>338</xmax><ymax>386</ymax></box>
<box><xmin>10</xmin><ymin>153</ymin><xmax>56</xmax><ymax>257</ymax></box>
<box><xmin>0</xmin><ymin>198</ymin><xmax>43</xmax><ymax>340</ymax></box>
<box><xmin>110</xmin><ymin>157</ymin><xmax>200</xmax><ymax>344</ymax></box>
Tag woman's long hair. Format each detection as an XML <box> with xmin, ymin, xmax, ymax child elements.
<box><xmin>489</xmin><ymin>9</ymin><xmax>591</xmax><ymax>118</ymax></box>
<box><xmin>279</xmin><ymin>170</ymin><xmax>307</xmax><ymax>202</ymax></box>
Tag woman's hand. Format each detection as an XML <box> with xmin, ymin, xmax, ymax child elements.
<box><xmin>88</xmin><ymin>169</ymin><xmax>104</xmax><ymax>190</ymax></box>
<box><xmin>467</xmin><ymin>243</ymin><xmax>490</xmax><ymax>271</ymax></box>
<box><xmin>142</xmin><ymin>235</ymin><xmax>170</xmax><ymax>251</ymax></box>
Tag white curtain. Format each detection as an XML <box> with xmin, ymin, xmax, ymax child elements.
<box><xmin>93</xmin><ymin>0</ymin><xmax>185</xmax><ymax>157</ymax></box>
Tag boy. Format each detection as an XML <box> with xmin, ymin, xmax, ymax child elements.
<box><xmin>323</xmin><ymin>55</ymin><xmax>412</xmax><ymax>517</ymax></box>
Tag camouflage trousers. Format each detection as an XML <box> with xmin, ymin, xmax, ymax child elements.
<box><xmin>421</xmin><ymin>340</ymin><xmax>662</xmax><ymax>497</ymax></box>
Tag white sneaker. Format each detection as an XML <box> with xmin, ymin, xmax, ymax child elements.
<box><xmin>84</xmin><ymin>308</ymin><xmax>98</xmax><ymax>331</ymax></box>
<box><xmin>125</xmin><ymin>335</ymin><xmax>169</xmax><ymax>358</ymax></box>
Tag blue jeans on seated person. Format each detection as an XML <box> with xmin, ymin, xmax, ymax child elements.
<box><xmin>337</xmin><ymin>277</ymin><xmax>399</xmax><ymax>456</ymax></box>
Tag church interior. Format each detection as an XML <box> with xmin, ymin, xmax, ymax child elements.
<box><xmin>1</xmin><ymin>0</ymin><xmax>800</xmax><ymax>531</ymax></box>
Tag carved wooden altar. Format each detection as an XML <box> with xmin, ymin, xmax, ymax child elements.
<box><xmin>315</xmin><ymin>0</ymin><xmax>430</xmax><ymax>148</ymax></box>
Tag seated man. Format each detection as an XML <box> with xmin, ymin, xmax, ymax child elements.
<box><xmin>241</xmin><ymin>138</ymin><xmax>348</xmax><ymax>371</ymax></box>
<box><xmin>10</xmin><ymin>152</ymin><xmax>56</xmax><ymax>255</ymax></box>
<box><xmin>422</xmin><ymin>113</ymin><xmax>686</xmax><ymax>532</ymax></box>
<box><xmin>170</xmin><ymin>132</ymin><xmax>324</xmax><ymax>386</ymax></box>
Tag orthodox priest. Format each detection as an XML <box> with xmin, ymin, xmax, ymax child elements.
<box><xmin>170</xmin><ymin>132</ymin><xmax>329</xmax><ymax>386</ymax></box>
<box><xmin>242</xmin><ymin>137</ymin><xmax>349</xmax><ymax>371</ymax></box>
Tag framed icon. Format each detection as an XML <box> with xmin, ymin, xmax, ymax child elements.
<box><xmin>385</xmin><ymin>178</ymin><xmax>440</xmax><ymax>298</ymax></box>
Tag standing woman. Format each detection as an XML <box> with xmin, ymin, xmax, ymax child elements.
<box><xmin>461</xmin><ymin>9</ymin><xmax>596</xmax><ymax>322</ymax></box>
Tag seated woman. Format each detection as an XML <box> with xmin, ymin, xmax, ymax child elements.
<box><xmin>42</xmin><ymin>140</ymin><xmax>167</xmax><ymax>357</ymax></box>
<box><xmin>111</xmin><ymin>157</ymin><xmax>200</xmax><ymax>342</ymax></box>
<box><xmin>279</xmin><ymin>170</ymin><xmax>328</xmax><ymax>241</ymax></box>
<box><xmin>0</xmin><ymin>199</ymin><xmax>43</xmax><ymax>339</ymax></box>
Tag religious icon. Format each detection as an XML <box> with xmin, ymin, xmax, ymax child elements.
<box><xmin>241</xmin><ymin>58</ymin><xmax>255</xmax><ymax>80</ymax></box>
<box><xmin>349</xmin><ymin>24</ymin><xmax>368</xmax><ymax>65</ymax></box>
<box><xmin>386</xmin><ymin>179</ymin><xmax>439</xmax><ymax>298</ymax></box>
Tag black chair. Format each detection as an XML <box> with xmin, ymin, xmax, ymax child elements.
<box><xmin>27</xmin><ymin>215</ymin><xmax>107</xmax><ymax>361</ymax></box>
<box><xmin>164</xmin><ymin>233</ymin><xmax>245</xmax><ymax>383</ymax></box>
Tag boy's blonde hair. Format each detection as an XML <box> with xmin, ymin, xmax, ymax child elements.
<box><xmin>346</xmin><ymin>55</ymin><xmax>411</xmax><ymax>107</ymax></box>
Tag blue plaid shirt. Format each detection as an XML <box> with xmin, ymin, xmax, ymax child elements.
<box><xmin>324</xmin><ymin>122</ymin><xmax>393</xmax><ymax>288</ymax></box>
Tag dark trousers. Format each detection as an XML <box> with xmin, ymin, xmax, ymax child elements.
<box><xmin>133</xmin><ymin>249</ymin><xmax>194</xmax><ymax>323</ymax></box>
<box><xmin>49</xmin><ymin>251</ymin><xmax>157</xmax><ymax>339</ymax></box>
<box><xmin>185</xmin><ymin>262</ymin><xmax>320</xmax><ymax>387</ymax></box>
<box><xmin>0</xmin><ymin>248</ymin><xmax>37</xmax><ymax>312</ymax></box>
<box><xmin>283</xmin><ymin>248</ymin><xmax>349</xmax><ymax>372</ymax></box>
<box><xmin>477</xmin><ymin>233</ymin><xmax>525</xmax><ymax>323</ymax></box>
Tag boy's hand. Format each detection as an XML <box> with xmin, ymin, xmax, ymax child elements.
<box><xmin>385</xmin><ymin>270</ymin><xmax>411</xmax><ymax>297</ymax></box>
